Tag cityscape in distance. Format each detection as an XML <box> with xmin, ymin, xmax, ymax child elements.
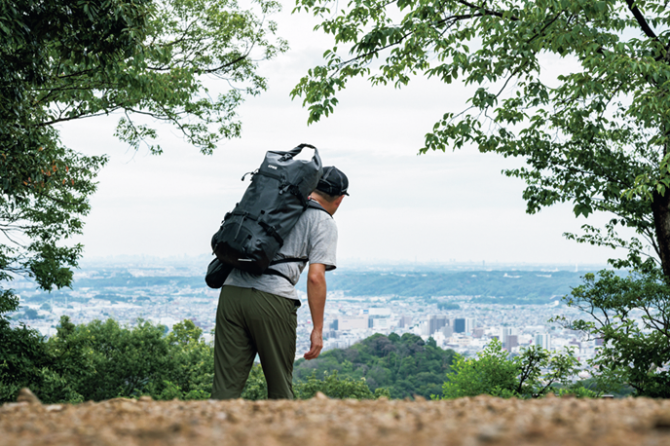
<box><xmin>9</xmin><ymin>256</ymin><xmax>615</xmax><ymax>372</ymax></box>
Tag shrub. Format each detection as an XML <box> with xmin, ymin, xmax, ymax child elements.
<box><xmin>439</xmin><ymin>338</ymin><xmax>581</xmax><ymax>399</ymax></box>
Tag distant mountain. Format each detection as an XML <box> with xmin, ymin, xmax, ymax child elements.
<box><xmin>297</xmin><ymin>270</ymin><xmax>592</xmax><ymax>300</ymax></box>
<box><xmin>62</xmin><ymin>263</ymin><xmax>600</xmax><ymax>302</ymax></box>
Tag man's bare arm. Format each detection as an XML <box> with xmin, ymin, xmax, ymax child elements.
<box><xmin>304</xmin><ymin>263</ymin><xmax>326</xmax><ymax>360</ymax></box>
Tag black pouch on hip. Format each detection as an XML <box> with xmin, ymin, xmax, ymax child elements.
<box><xmin>205</xmin><ymin>258</ymin><xmax>233</xmax><ymax>289</ymax></box>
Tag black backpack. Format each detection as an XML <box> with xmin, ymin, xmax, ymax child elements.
<box><xmin>206</xmin><ymin>144</ymin><xmax>324</xmax><ymax>288</ymax></box>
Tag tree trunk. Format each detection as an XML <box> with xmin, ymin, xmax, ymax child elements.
<box><xmin>651</xmin><ymin>190</ymin><xmax>670</xmax><ymax>277</ymax></box>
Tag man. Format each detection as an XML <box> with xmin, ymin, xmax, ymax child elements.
<box><xmin>212</xmin><ymin>166</ymin><xmax>349</xmax><ymax>399</ymax></box>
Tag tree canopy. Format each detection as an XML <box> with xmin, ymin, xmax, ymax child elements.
<box><xmin>292</xmin><ymin>0</ymin><xmax>670</xmax><ymax>396</ymax></box>
<box><xmin>0</xmin><ymin>0</ymin><xmax>286</xmax><ymax>322</ymax></box>
<box><xmin>2</xmin><ymin>321</ymin><xmax>430</xmax><ymax>403</ymax></box>
<box><xmin>440</xmin><ymin>338</ymin><xmax>585</xmax><ymax>399</ymax></box>
<box><xmin>294</xmin><ymin>332</ymin><xmax>457</xmax><ymax>398</ymax></box>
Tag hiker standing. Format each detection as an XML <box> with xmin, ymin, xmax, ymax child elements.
<box><xmin>212</xmin><ymin>166</ymin><xmax>349</xmax><ymax>399</ymax></box>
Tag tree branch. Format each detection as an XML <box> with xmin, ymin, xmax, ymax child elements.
<box><xmin>36</xmin><ymin>109</ymin><xmax>122</xmax><ymax>127</ymax></box>
<box><xmin>452</xmin><ymin>0</ymin><xmax>517</xmax><ymax>20</ymax></box>
<box><xmin>624</xmin><ymin>0</ymin><xmax>657</xmax><ymax>39</ymax></box>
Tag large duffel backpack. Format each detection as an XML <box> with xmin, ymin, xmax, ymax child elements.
<box><xmin>206</xmin><ymin>143</ymin><xmax>323</xmax><ymax>288</ymax></box>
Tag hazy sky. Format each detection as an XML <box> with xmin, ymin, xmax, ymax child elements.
<box><xmin>57</xmin><ymin>3</ymin><xmax>627</xmax><ymax>266</ymax></box>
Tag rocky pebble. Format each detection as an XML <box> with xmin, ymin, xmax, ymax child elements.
<box><xmin>1</xmin><ymin>392</ymin><xmax>670</xmax><ymax>446</ymax></box>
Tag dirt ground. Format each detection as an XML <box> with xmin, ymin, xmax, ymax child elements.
<box><xmin>2</xmin><ymin>392</ymin><xmax>670</xmax><ymax>446</ymax></box>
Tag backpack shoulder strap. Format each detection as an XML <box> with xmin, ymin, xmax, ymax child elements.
<box><xmin>307</xmin><ymin>199</ymin><xmax>332</xmax><ymax>217</ymax></box>
<box><xmin>264</xmin><ymin>257</ymin><xmax>308</xmax><ymax>283</ymax></box>
<box><xmin>261</xmin><ymin>200</ymin><xmax>329</xmax><ymax>283</ymax></box>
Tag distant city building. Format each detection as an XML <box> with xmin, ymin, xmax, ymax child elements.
<box><xmin>397</xmin><ymin>315</ymin><xmax>413</xmax><ymax>328</ymax></box>
<box><xmin>338</xmin><ymin>316</ymin><xmax>369</xmax><ymax>331</ymax></box>
<box><xmin>324</xmin><ymin>330</ymin><xmax>338</xmax><ymax>340</ymax></box>
<box><xmin>441</xmin><ymin>324</ymin><xmax>454</xmax><ymax>338</ymax></box>
<box><xmin>428</xmin><ymin>315</ymin><xmax>449</xmax><ymax>335</ymax></box>
<box><xmin>505</xmin><ymin>335</ymin><xmax>519</xmax><ymax>351</ymax></box>
<box><xmin>454</xmin><ymin>317</ymin><xmax>475</xmax><ymax>334</ymax></box>
<box><xmin>369</xmin><ymin>308</ymin><xmax>392</xmax><ymax>316</ymax></box>
<box><xmin>465</xmin><ymin>318</ymin><xmax>475</xmax><ymax>334</ymax></box>
<box><xmin>535</xmin><ymin>333</ymin><xmax>551</xmax><ymax>350</ymax></box>
<box><xmin>502</xmin><ymin>327</ymin><xmax>518</xmax><ymax>350</ymax></box>
<box><xmin>473</xmin><ymin>327</ymin><xmax>485</xmax><ymax>338</ymax></box>
<box><xmin>501</xmin><ymin>327</ymin><xmax>518</xmax><ymax>338</ymax></box>
<box><xmin>371</xmin><ymin>318</ymin><xmax>391</xmax><ymax>329</ymax></box>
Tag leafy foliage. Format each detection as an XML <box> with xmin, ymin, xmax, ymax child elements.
<box><xmin>1</xmin><ymin>322</ymin><xmax>411</xmax><ymax>403</ymax></box>
<box><xmin>241</xmin><ymin>364</ymin><xmax>269</xmax><ymax>400</ymax></box>
<box><xmin>241</xmin><ymin>364</ymin><xmax>390</xmax><ymax>400</ymax></box>
<box><xmin>294</xmin><ymin>333</ymin><xmax>457</xmax><ymax>399</ymax></box>
<box><xmin>0</xmin><ymin>316</ymin><xmax>214</xmax><ymax>403</ymax></box>
<box><xmin>294</xmin><ymin>370</ymin><xmax>377</xmax><ymax>399</ymax></box>
<box><xmin>556</xmin><ymin>266</ymin><xmax>670</xmax><ymax>397</ymax></box>
<box><xmin>440</xmin><ymin>338</ymin><xmax>584</xmax><ymax>399</ymax></box>
<box><xmin>441</xmin><ymin>339</ymin><xmax>520</xmax><ymax>399</ymax></box>
<box><xmin>0</xmin><ymin>300</ymin><xmax>56</xmax><ymax>402</ymax></box>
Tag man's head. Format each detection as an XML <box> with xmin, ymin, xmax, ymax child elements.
<box><xmin>310</xmin><ymin>166</ymin><xmax>349</xmax><ymax>215</ymax></box>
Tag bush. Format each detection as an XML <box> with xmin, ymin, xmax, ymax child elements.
<box><xmin>440</xmin><ymin>339</ymin><xmax>519</xmax><ymax>399</ymax></box>
<box><xmin>1</xmin><ymin>315</ymin><xmax>216</xmax><ymax>404</ymax></box>
<box><xmin>439</xmin><ymin>338</ymin><xmax>581</xmax><ymax>399</ymax></box>
<box><xmin>294</xmin><ymin>370</ymin><xmax>377</xmax><ymax>399</ymax></box>
<box><xmin>559</xmin><ymin>266</ymin><xmax>670</xmax><ymax>398</ymax></box>
<box><xmin>241</xmin><ymin>364</ymin><xmax>268</xmax><ymax>400</ymax></box>
<box><xmin>0</xmin><ymin>292</ymin><xmax>64</xmax><ymax>403</ymax></box>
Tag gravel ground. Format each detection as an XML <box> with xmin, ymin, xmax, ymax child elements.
<box><xmin>1</xmin><ymin>392</ymin><xmax>670</xmax><ymax>446</ymax></box>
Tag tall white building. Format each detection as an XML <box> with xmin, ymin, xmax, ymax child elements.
<box><xmin>501</xmin><ymin>327</ymin><xmax>518</xmax><ymax>338</ymax></box>
<box><xmin>465</xmin><ymin>318</ymin><xmax>476</xmax><ymax>334</ymax></box>
<box><xmin>535</xmin><ymin>333</ymin><xmax>551</xmax><ymax>350</ymax></box>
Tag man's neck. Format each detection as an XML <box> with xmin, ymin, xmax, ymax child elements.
<box><xmin>309</xmin><ymin>195</ymin><xmax>335</xmax><ymax>215</ymax></box>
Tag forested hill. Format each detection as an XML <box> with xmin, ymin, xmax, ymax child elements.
<box><xmin>296</xmin><ymin>270</ymin><xmax>588</xmax><ymax>299</ymax></box>
<box><xmin>293</xmin><ymin>333</ymin><xmax>457</xmax><ymax>399</ymax></box>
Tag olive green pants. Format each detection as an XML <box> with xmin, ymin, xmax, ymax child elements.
<box><xmin>212</xmin><ymin>285</ymin><xmax>299</xmax><ymax>399</ymax></box>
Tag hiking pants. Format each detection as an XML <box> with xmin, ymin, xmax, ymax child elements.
<box><xmin>212</xmin><ymin>285</ymin><xmax>299</xmax><ymax>399</ymax></box>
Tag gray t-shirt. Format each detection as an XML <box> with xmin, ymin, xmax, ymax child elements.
<box><xmin>223</xmin><ymin>206</ymin><xmax>338</xmax><ymax>300</ymax></box>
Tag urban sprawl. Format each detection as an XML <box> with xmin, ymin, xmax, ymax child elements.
<box><xmin>9</xmin><ymin>262</ymin><xmax>607</xmax><ymax>376</ymax></box>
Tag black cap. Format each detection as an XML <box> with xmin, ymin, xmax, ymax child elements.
<box><xmin>316</xmin><ymin>166</ymin><xmax>349</xmax><ymax>196</ymax></box>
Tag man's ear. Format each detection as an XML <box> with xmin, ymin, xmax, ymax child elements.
<box><xmin>334</xmin><ymin>195</ymin><xmax>344</xmax><ymax>207</ymax></box>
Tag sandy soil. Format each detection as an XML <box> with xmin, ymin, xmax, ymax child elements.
<box><xmin>1</xmin><ymin>392</ymin><xmax>670</xmax><ymax>446</ymax></box>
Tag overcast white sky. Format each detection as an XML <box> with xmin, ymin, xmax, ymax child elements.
<box><xmin>57</xmin><ymin>2</ymin><xmax>625</xmax><ymax>266</ymax></box>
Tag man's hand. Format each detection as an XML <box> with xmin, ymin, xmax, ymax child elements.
<box><xmin>304</xmin><ymin>328</ymin><xmax>323</xmax><ymax>360</ymax></box>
